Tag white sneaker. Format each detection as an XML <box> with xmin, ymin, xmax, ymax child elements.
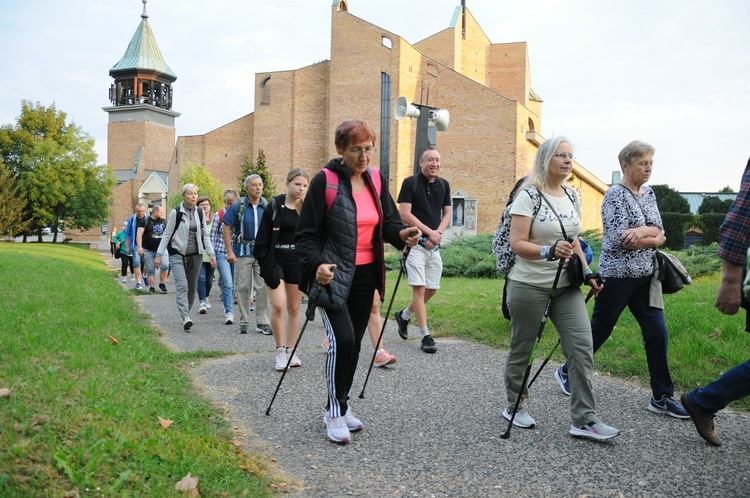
<box><xmin>344</xmin><ymin>407</ymin><xmax>363</xmax><ymax>432</ymax></box>
<box><xmin>224</xmin><ymin>312</ymin><xmax>234</xmax><ymax>325</ymax></box>
<box><xmin>183</xmin><ymin>317</ymin><xmax>193</xmax><ymax>331</ymax></box>
<box><xmin>287</xmin><ymin>349</ymin><xmax>301</xmax><ymax>368</ymax></box>
<box><xmin>274</xmin><ymin>348</ymin><xmax>288</xmax><ymax>372</ymax></box>
<box><xmin>502</xmin><ymin>408</ymin><xmax>536</xmax><ymax>428</ymax></box>
<box><xmin>199</xmin><ymin>301</ymin><xmax>208</xmax><ymax>314</ymax></box>
<box><xmin>130</xmin><ymin>276</ymin><xmax>136</xmax><ymax>282</ymax></box>
<box><xmin>121</xmin><ymin>277</ymin><xmax>127</xmax><ymax>283</ymax></box>
<box><xmin>205</xmin><ymin>298</ymin><xmax>212</xmax><ymax>309</ymax></box>
<box><xmin>323</xmin><ymin>411</ymin><xmax>350</xmax><ymax>443</ymax></box>
<box><xmin>569</xmin><ymin>419</ymin><xmax>619</xmax><ymax>441</ymax></box>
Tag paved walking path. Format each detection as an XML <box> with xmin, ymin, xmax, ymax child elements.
<box><xmin>110</xmin><ymin>254</ymin><xmax>750</xmax><ymax>497</ymax></box>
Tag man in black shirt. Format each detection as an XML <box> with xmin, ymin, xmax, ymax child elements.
<box><xmin>137</xmin><ymin>205</ymin><xmax>168</xmax><ymax>294</ymax></box>
<box><xmin>394</xmin><ymin>148</ymin><xmax>452</xmax><ymax>353</ymax></box>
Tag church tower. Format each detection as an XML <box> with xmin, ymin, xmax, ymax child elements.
<box><xmin>104</xmin><ymin>0</ymin><xmax>178</xmax><ymax>229</ymax></box>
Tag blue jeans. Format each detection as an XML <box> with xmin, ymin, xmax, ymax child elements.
<box><xmin>197</xmin><ymin>262</ymin><xmax>215</xmax><ymax>301</ymax></box>
<box><xmin>686</xmin><ymin>359</ymin><xmax>750</xmax><ymax>415</ymax></box>
<box><xmin>215</xmin><ymin>253</ymin><xmax>234</xmax><ymax>314</ymax></box>
<box><xmin>590</xmin><ymin>275</ymin><xmax>674</xmax><ymax>398</ymax></box>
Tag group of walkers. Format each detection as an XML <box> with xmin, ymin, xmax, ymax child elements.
<box><xmin>114</xmin><ymin>117</ymin><xmax>750</xmax><ymax>448</ymax></box>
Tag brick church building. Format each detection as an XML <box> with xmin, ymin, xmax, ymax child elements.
<box><xmin>104</xmin><ymin>0</ymin><xmax>607</xmax><ymax>238</ymax></box>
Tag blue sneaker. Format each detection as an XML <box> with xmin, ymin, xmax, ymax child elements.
<box><xmin>648</xmin><ymin>395</ymin><xmax>689</xmax><ymax>419</ymax></box>
<box><xmin>554</xmin><ymin>365</ymin><xmax>571</xmax><ymax>396</ymax></box>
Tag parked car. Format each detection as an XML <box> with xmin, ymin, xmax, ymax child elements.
<box><xmin>42</xmin><ymin>227</ymin><xmax>51</xmax><ymax>235</ymax></box>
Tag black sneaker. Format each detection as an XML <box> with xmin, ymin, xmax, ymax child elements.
<box><xmin>149</xmin><ymin>287</ymin><xmax>156</xmax><ymax>294</ymax></box>
<box><xmin>420</xmin><ymin>335</ymin><xmax>437</xmax><ymax>353</ymax></box>
<box><xmin>159</xmin><ymin>283</ymin><xmax>168</xmax><ymax>294</ymax></box>
<box><xmin>239</xmin><ymin>325</ymin><xmax>248</xmax><ymax>334</ymax></box>
<box><xmin>395</xmin><ymin>310</ymin><xmax>409</xmax><ymax>339</ymax></box>
<box><xmin>256</xmin><ymin>324</ymin><xmax>273</xmax><ymax>335</ymax></box>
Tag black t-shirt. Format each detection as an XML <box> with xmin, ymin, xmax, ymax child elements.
<box><xmin>397</xmin><ymin>173</ymin><xmax>451</xmax><ymax>230</ymax></box>
<box><xmin>141</xmin><ymin>216</ymin><xmax>166</xmax><ymax>252</ymax></box>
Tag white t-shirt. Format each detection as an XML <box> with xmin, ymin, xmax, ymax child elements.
<box><xmin>508</xmin><ymin>189</ymin><xmax>581</xmax><ymax>288</ymax></box>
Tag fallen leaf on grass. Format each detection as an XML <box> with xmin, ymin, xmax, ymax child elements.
<box><xmin>108</xmin><ymin>336</ymin><xmax>119</xmax><ymax>345</ymax></box>
<box><xmin>158</xmin><ymin>416</ymin><xmax>173</xmax><ymax>429</ymax></box>
<box><xmin>270</xmin><ymin>458</ymin><xmax>277</xmax><ymax>463</ymax></box>
<box><xmin>0</xmin><ymin>388</ymin><xmax>10</xmax><ymax>398</ymax></box>
<box><xmin>310</xmin><ymin>465</ymin><xmax>318</xmax><ymax>470</ymax></box>
<box><xmin>175</xmin><ymin>472</ymin><xmax>199</xmax><ymax>494</ymax></box>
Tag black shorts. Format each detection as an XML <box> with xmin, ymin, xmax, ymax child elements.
<box><xmin>273</xmin><ymin>249</ymin><xmax>302</xmax><ymax>285</ymax></box>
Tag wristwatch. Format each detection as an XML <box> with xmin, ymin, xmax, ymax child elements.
<box><xmin>540</xmin><ymin>245</ymin><xmax>549</xmax><ymax>259</ymax></box>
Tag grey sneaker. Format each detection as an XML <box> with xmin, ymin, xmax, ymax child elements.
<box><xmin>224</xmin><ymin>312</ymin><xmax>234</xmax><ymax>325</ymax></box>
<box><xmin>395</xmin><ymin>310</ymin><xmax>409</xmax><ymax>339</ymax></box>
<box><xmin>239</xmin><ymin>325</ymin><xmax>248</xmax><ymax>334</ymax></box>
<box><xmin>502</xmin><ymin>408</ymin><xmax>536</xmax><ymax>428</ymax></box>
<box><xmin>256</xmin><ymin>323</ymin><xmax>273</xmax><ymax>335</ymax></box>
<box><xmin>274</xmin><ymin>348</ymin><xmax>288</xmax><ymax>372</ymax></box>
<box><xmin>323</xmin><ymin>411</ymin><xmax>350</xmax><ymax>443</ymax></box>
<box><xmin>420</xmin><ymin>334</ymin><xmax>437</xmax><ymax>353</ymax></box>
<box><xmin>183</xmin><ymin>317</ymin><xmax>193</xmax><ymax>331</ymax></box>
<box><xmin>569</xmin><ymin>419</ymin><xmax>619</xmax><ymax>441</ymax></box>
<box><xmin>344</xmin><ymin>407</ymin><xmax>363</xmax><ymax>432</ymax></box>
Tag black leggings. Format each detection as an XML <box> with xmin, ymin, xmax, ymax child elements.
<box><xmin>319</xmin><ymin>263</ymin><xmax>377</xmax><ymax>418</ymax></box>
<box><xmin>121</xmin><ymin>254</ymin><xmax>134</xmax><ymax>277</ymax></box>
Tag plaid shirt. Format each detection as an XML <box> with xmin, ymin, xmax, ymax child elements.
<box><xmin>210</xmin><ymin>211</ymin><xmax>226</xmax><ymax>255</ymax></box>
<box><xmin>717</xmin><ymin>158</ymin><xmax>750</xmax><ymax>266</ymax></box>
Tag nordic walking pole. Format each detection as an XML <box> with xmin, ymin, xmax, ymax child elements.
<box><xmin>501</xmin><ymin>238</ymin><xmax>571</xmax><ymax>440</ymax></box>
<box><xmin>527</xmin><ymin>277</ymin><xmax>602</xmax><ymax>389</ymax></box>
<box><xmin>266</xmin><ymin>270</ymin><xmax>331</xmax><ymax>415</ymax></box>
<box><xmin>358</xmin><ymin>245</ymin><xmax>412</xmax><ymax>399</ymax></box>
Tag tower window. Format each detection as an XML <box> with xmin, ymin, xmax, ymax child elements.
<box><xmin>261</xmin><ymin>76</ymin><xmax>271</xmax><ymax>105</ymax></box>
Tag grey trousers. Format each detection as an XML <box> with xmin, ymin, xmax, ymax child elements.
<box><xmin>506</xmin><ymin>279</ymin><xmax>597</xmax><ymax>426</ymax></box>
<box><xmin>171</xmin><ymin>253</ymin><xmax>203</xmax><ymax>320</ymax></box>
<box><xmin>235</xmin><ymin>256</ymin><xmax>269</xmax><ymax>327</ymax></box>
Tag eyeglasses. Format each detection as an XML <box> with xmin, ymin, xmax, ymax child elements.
<box><xmin>553</xmin><ymin>153</ymin><xmax>574</xmax><ymax>160</ymax></box>
<box><xmin>347</xmin><ymin>147</ymin><xmax>377</xmax><ymax>156</ymax></box>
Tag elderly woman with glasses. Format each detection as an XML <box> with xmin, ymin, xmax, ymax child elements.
<box><xmin>555</xmin><ymin>140</ymin><xmax>689</xmax><ymax>420</ymax></box>
<box><xmin>505</xmin><ymin>136</ymin><xmax>617</xmax><ymax>442</ymax></box>
<box><xmin>295</xmin><ymin>119</ymin><xmax>421</xmax><ymax>444</ymax></box>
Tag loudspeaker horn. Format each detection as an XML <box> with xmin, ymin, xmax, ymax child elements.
<box><xmin>429</xmin><ymin>109</ymin><xmax>450</xmax><ymax>131</ymax></box>
<box><xmin>394</xmin><ymin>96</ymin><xmax>420</xmax><ymax>120</ymax></box>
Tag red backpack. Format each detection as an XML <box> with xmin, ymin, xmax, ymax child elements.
<box><xmin>322</xmin><ymin>167</ymin><xmax>382</xmax><ymax>211</ymax></box>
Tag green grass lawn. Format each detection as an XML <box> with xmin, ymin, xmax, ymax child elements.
<box><xmin>2</xmin><ymin>243</ymin><xmax>748</xmax><ymax>495</ymax></box>
<box><xmin>0</xmin><ymin>243</ymin><xmax>275</xmax><ymax>496</ymax></box>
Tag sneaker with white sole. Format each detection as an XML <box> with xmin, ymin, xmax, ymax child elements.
<box><xmin>205</xmin><ymin>298</ymin><xmax>211</xmax><ymax>309</ymax></box>
<box><xmin>647</xmin><ymin>395</ymin><xmax>689</xmax><ymax>419</ymax></box>
<box><xmin>502</xmin><ymin>408</ymin><xmax>536</xmax><ymax>428</ymax></box>
<box><xmin>274</xmin><ymin>348</ymin><xmax>288</xmax><ymax>372</ymax></box>
<box><xmin>121</xmin><ymin>277</ymin><xmax>127</xmax><ymax>283</ymax></box>
<box><xmin>287</xmin><ymin>350</ymin><xmax>301</xmax><ymax>368</ymax></box>
<box><xmin>374</xmin><ymin>349</ymin><xmax>397</xmax><ymax>367</ymax></box>
<box><xmin>395</xmin><ymin>310</ymin><xmax>409</xmax><ymax>339</ymax></box>
<box><xmin>555</xmin><ymin>365</ymin><xmax>571</xmax><ymax>396</ymax></box>
<box><xmin>257</xmin><ymin>324</ymin><xmax>273</xmax><ymax>335</ymax></box>
<box><xmin>159</xmin><ymin>283</ymin><xmax>168</xmax><ymax>294</ymax></box>
<box><xmin>135</xmin><ymin>283</ymin><xmax>143</xmax><ymax>290</ymax></box>
<box><xmin>183</xmin><ymin>317</ymin><xmax>193</xmax><ymax>331</ymax></box>
<box><xmin>224</xmin><ymin>312</ymin><xmax>234</xmax><ymax>325</ymax></box>
<box><xmin>323</xmin><ymin>411</ymin><xmax>350</xmax><ymax>443</ymax></box>
<box><xmin>420</xmin><ymin>334</ymin><xmax>437</xmax><ymax>353</ymax></box>
<box><xmin>344</xmin><ymin>407</ymin><xmax>363</xmax><ymax>432</ymax></box>
<box><xmin>569</xmin><ymin>419</ymin><xmax>619</xmax><ymax>441</ymax></box>
<box><xmin>199</xmin><ymin>301</ymin><xmax>208</xmax><ymax>314</ymax></box>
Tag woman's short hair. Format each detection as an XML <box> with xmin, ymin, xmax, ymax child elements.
<box><xmin>181</xmin><ymin>183</ymin><xmax>198</xmax><ymax>196</ymax></box>
<box><xmin>196</xmin><ymin>196</ymin><xmax>210</xmax><ymax>206</ymax></box>
<box><xmin>222</xmin><ymin>189</ymin><xmax>239</xmax><ymax>203</ymax></box>
<box><xmin>286</xmin><ymin>167</ymin><xmax>309</xmax><ymax>183</ymax></box>
<box><xmin>523</xmin><ymin>136</ymin><xmax>571</xmax><ymax>191</ymax></box>
<box><xmin>618</xmin><ymin>140</ymin><xmax>655</xmax><ymax>168</ymax></box>
<box><xmin>334</xmin><ymin>119</ymin><xmax>376</xmax><ymax>151</ymax></box>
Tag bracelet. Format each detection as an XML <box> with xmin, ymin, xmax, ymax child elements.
<box><xmin>584</xmin><ymin>268</ymin><xmax>594</xmax><ymax>277</ymax></box>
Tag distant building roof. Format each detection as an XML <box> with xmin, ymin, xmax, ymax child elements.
<box><xmin>680</xmin><ymin>192</ymin><xmax>737</xmax><ymax>214</ymax></box>
<box><xmin>110</xmin><ymin>1</ymin><xmax>176</xmax><ymax>79</ymax></box>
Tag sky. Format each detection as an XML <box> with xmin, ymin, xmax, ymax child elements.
<box><xmin>1</xmin><ymin>0</ymin><xmax>748</xmax><ymax>192</ymax></box>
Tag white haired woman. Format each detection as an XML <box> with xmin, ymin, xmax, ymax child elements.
<box><xmin>156</xmin><ymin>184</ymin><xmax>216</xmax><ymax>331</ymax></box>
<box><xmin>505</xmin><ymin>136</ymin><xmax>617</xmax><ymax>441</ymax></box>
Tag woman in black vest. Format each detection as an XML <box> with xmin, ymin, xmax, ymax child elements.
<box><xmin>296</xmin><ymin>119</ymin><xmax>420</xmax><ymax>444</ymax></box>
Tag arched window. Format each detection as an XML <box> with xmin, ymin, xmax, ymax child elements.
<box><xmin>528</xmin><ymin>118</ymin><xmax>535</xmax><ymax>132</ymax></box>
<box><xmin>261</xmin><ymin>76</ymin><xmax>271</xmax><ymax>105</ymax></box>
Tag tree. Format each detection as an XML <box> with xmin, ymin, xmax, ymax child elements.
<box><xmin>698</xmin><ymin>196</ymin><xmax>733</xmax><ymax>215</ymax></box>
<box><xmin>651</xmin><ymin>184</ymin><xmax>690</xmax><ymax>214</ymax></box>
<box><xmin>169</xmin><ymin>162</ymin><xmax>224</xmax><ymax>211</ymax></box>
<box><xmin>0</xmin><ymin>100</ymin><xmax>113</xmax><ymax>241</ymax></box>
<box><xmin>0</xmin><ymin>160</ymin><xmax>28</xmax><ymax>237</ymax></box>
<box><xmin>718</xmin><ymin>186</ymin><xmax>734</xmax><ymax>193</ymax></box>
<box><xmin>237</xmin><ymin>149</ymin><xmax>276</xmax><ymax>200</ymax></box>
